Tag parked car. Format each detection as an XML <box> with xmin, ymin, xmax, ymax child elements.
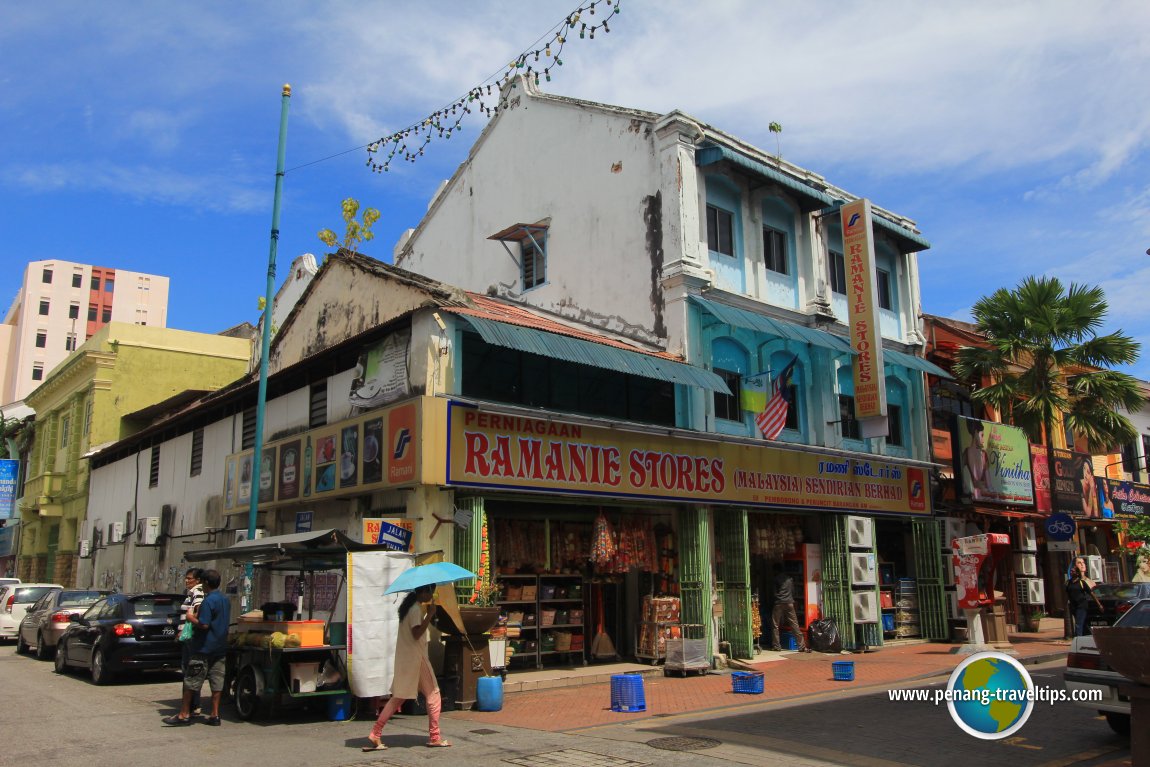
<box><xmin>0</xmin><ymin>582</ymin><xmax>64</xmax><ymax>642</ymax></box>
<box><xmin>53</xmin><ymin>592</ymin><xmax>185</xmax><ymax>684</ymax></box>
<box><xmin>0</xmin><ymin>578</ymin><xmax>20</xmax><ymax>588</ymax></box>
<box><xmin>16</xmin><ymin>589</ymin><xmax>111</xmax><ymax>659</ymax></box>
<box><xmin>1064</xmin><ymin>597</ymin><xmax>1150</xmax><ymax>735</ymax></box>
<box><xmin>1086</xmin><ymin>582</ymin><xmax>1150</xmax><ymax>630</ymax></box>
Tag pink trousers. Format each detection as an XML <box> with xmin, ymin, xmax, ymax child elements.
<box><xmin>370</xmin><ymin>658</ymin><xmax>441</xmax><ymax>743</ymax></box>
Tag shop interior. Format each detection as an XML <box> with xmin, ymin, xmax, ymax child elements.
<box><xmin>748</xmin><ymin>513</ymin><xmax>818</xmax><ymax>651</ymax></box>
<box><xmin>874</xmin><ymin>518</ymin><xmax>920</xmax><ymax>640</ymax></box>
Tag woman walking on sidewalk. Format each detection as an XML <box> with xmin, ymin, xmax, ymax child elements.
<box><xmin>363</xmin><ymin>585</ymin><xmax>451</xmax><ymax>751</ymax></box>
<box><xmin>1066</xmin><ymin>557</ymin><xmax>1101</xmax><ymax>637</ymax></box>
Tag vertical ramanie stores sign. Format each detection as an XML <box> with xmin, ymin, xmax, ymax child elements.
<box><xmin>0</xmin><ymin>459</ymin><xmax>18</xmax><ymax>520</ymax></box>
<box><xmin>841</xmin><ymin>199</ymin><xmax>886</xmax><ymax>419</ymax></box>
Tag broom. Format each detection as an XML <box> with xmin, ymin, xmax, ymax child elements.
<box><xmin>590</xmin><ymin>583</ymin><xmax>616</xmax><ymax>659</ymax></box>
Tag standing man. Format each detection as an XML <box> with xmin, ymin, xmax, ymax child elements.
<box><xmin>769</xmin><ymin>562</ymin><xmax>810</xmax><ymax>652</ymax></box>
<box><xmin>179</xmin><ymin>568</ymin><xmax>205</xmax><ymax>717</ymax></box>
<box><xmin>164</xmin><ymin>569</ymin><xmax>230</xmax><ymax>726</ymax></box>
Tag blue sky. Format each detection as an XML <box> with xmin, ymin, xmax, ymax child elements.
<box><xmin>3</xmin><ymin>2</ymin><xmax>1150</xmax><ymax>375</ymax></box>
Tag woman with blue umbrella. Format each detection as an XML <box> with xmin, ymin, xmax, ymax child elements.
<box><xmin>362</xmin><ymin>563</ymin><xmax>473</xmax><ymax>751</ymax></box>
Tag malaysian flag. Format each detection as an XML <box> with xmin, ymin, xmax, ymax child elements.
<box><xmin>755</xmin><ymin>356</ymin><xmax>797</xmax><ymax>440</ymax></box>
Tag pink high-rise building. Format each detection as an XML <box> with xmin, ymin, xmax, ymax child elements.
<box><xmin>0</xmin><ymin>260</ymin><xmax>170</xmax><ymax>410</ymax></box>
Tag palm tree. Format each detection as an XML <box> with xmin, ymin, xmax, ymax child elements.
<box><xmin>953</xmin><ymin>275</ymin><xmax>1144</xmax><ymax>451</ymax></box>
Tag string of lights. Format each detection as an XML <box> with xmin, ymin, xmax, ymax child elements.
<box><xmin>365</xmin><ymin>0</ymin><xmax>623</xmax><ymax>174</ymax></box>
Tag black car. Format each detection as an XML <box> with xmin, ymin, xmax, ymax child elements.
<box><xmin>1087</xmin><ymin>582</ymin><xmax>1150</xmax><ymax>631</ymax></box>
<box><xmin>53</xmin><ymin>592</ymin><xmax>185</xmax><ymax>684</ymax></box>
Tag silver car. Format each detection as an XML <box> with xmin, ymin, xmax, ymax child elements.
<box><xmin>16</xmin><ymin>589</ymin><xmax>110</xmax><ymax>659</ymax></box>
<box><xmin>0</xmin><ymin>583</ymin><xmax>63</xmax><ymax>641</ymax></box>
<box><xmin>1064</xmin><ymin>597</ymin><xmax>1150</xmax><ymax>736</ymax></box>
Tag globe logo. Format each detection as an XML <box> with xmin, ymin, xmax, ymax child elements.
<box><xmin>946</xmin><ymin>651</ymin><xmax>1034</xmax><ymax>739</ymax></box>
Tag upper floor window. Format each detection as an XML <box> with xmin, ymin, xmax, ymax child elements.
<box><xmin>88</xmin><ymin>305</ymin><xmax>97</xmax><ymax>322</ymax></box>
<box><xmin>83</xmin><ymin>399</ymin><xmax>93</xmax><ymax>436</ymax></box>
<box><xmin>887</xmin><ymin>404</ymin><xmax>904</xmax><ymax>447</ymax></box>
<box><xmin>190</xmin><ymin>428</ymin><xmax>204</xmax><ymax>477</ymax></box>
<box><xmin>522</xmin><ymin>238</ymin><xmax>546</xmax><ymax>290</ymax></box>
<box><xmin>490</xmin><ymin>223</ymin><xmax>548</xmax><ymax>292</ymax></box>
<box><xmin>711</xmin><ymin>337</ymin><xmax>748</xmax><ymax>423</ymax></box>
<box><xmin>65</xmin><ymin>334</ymin><xmax>76</xmax><ymax>351</ymax></box>
<box><xmin>714</xmin><ymin>370</ymin><xmax>743</xmax><ymax>422</ymax></box>
<box><xmin>104</xmin><ymin>279</ymin><xmax>114</xmax><ymax>293</ymax></box>
<box><xmin>931</xmin><ymin>380</ymin><xmax>974</xmax><ymax>430</ymax></box>
<box><xmin>309</xmin><ymin>382</ymin><xmax>328</xmax><ymax>428</ymax></box>
<box><xmin>69</xmin><ymin>303</ymin><xmax>79</xmax><ymax>319</ymax></box>
<box><xmin>149</xmin><ymin>445</ymin><xmax>160</xmax><ymax>488</ymax></box>
<box><xmin>101</xmin><ymin>307</ymin><xmax>111</xmax><ymax>323</ymax></box>
<box><xmin>706</xmin><ymin>205</ymin><xmax>734</xmax><ymax>256</ymax></box>
<box><xmin>829</xmin><ymin>251</ymin><xmax>846</xmax><ymax>295</ymax></box>
<box><xmin>839</xmin><ymin>395</ymin><xmax>862</xmax><ymax>441</ymax></box>
<box><xmin>763</xmin><ymin>226</ymin><xmax>787</xmax><ymax>275</ymax></box>
<box><xmin>72</xmin><ymin>272</ymin><xmax>83</xmax><ymax>288</ymax></box>
<box><xmin>32</xmin><ymin>363</ymin><xmax>44</xmax><ymax>381</ymax></box>
<box><xmin>1121</xmin><ymin>440</ymin><xmax>1142</xmax><ymax>482</ymax></box>
<box><xmin>35</xmin><ymin>331</ymin><xmax>47</xmax><ymax>348</ymax></box>
<box><xmin>241</xmin><ymin>407</ymin><xmax>257</xmax><ymax>450</ymax></box>
<box><xmin>39</xmin><ymin>299</ymin><xmax>50</xmax><ymax>316</ymax></box>
<box><xmin>42</xmin><ymin>268</ymin><xmax>53</xmax><ymax>284</ymax></box>
<box><xmin>60</xmin><ymin>415</ymin><xmax>71</xmax><ymax>448</ymax></box>
<box><xmin>877</xmin><ymin>269</ymin><xmax>893</xmax><ymax>310</ymax></box>
<box><xmin>91</xmin><ymin>276</ymin><xmax>100</xmax><ymax>291</ymax></box>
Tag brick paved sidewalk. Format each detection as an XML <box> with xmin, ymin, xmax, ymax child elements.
<box><xmin>447</xmin><ymin>627</ymin><xmax>1070</xmax><ymax>733</ymax></box>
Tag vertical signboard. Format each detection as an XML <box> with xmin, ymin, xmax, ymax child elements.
<box><xmin>1050</xmin><ymin>447</ymin><xmax>1098</xmax><ymax>518</ymax></box>
<box><xmin>0</xmin><ymin>459</ymin><xmax>18</xmax><ymax>520</ymax></box>
<box><xmin>1029</xmin><ymin>443</ymin><xmax>1051</xmax><ymax>514</ymax></box>
<box><xmin>840</xmin><ymin>199</ymin><xmax>887</xmax><ymax>420</ymax></box>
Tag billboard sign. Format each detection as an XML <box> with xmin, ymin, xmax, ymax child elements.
<box><xmin>954</xmin><ymin>417</ymin><xmax>1034</xmax><ymax>505</ymax></box>
<box><xmin>840</xmin><ymin>199</ymin><xmax>887</xmax><ymax>420</ymax></box>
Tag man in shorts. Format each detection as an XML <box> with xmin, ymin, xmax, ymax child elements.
<box><xmin>164</xmin><ymin>569</ymin><xmax>230</xmax><ymax>726</ymax></box>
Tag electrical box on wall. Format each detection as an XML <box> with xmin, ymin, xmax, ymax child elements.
<box><xmin>847</xmin><ymin>516</ymin><xmax>874</xmax><ymax>549</ymax></box>
<box><xmin>78</xmin><ymin>539</ymin><xmax>91</xmax><ymax>558</ymax></box>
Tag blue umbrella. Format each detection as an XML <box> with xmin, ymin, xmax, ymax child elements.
<box><xmin>384</xmin><ymin>562</ymin><xmax>476</xmax><ymax>595</ymax></box>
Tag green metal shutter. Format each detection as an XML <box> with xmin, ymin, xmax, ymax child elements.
<box><xmin>677</xmin><ymin>507</ymin><xmax>713</xmax><ymax>658</ymax></box>
<box><xmin>452</xmin><ymin>496</ymin><xmax>485</xmax><ymax>603</ymax></box>
<box><xmin>714</xmin><ymin>508</ymin><xmax>753</xmax><ymax>659</ymax></box>
<box><xmin>912</xmin><ymin>518</ymin><xmax>948</xmax><ymax>640</ymax></box>
<box><xmin>820</xmin><ymin>515</ymin><xmax>881</xmax><ymax>650</ymax></box>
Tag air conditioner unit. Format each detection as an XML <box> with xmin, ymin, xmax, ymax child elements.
<box><xmin>1016</xmin><ymin>578</ymin><xmax>1045</xmax><ymax>605</ymax></box>
<box><xmin>941</xmin><ymin>517</ymin><xmax>966</xmax><ymax>550</ymax></box>
<box><xmin>1085</xmin><ymin>555</ymin><xmax>1104</xmax><ymax>583</ymax></box>
<box><xmin>107</xmin><ymin>522</ymin><xmax>124</xmax><ymax>543</ymax></box>
<box><xmin>137</xmin><ymin>516</ymin><xmax>161</xmax><ymax>545</ymax></box>
<box><xmin>78</xmin><ymin>539</ymin><xmax>91</xmax><ymax>558</ymax></box>
<box><xmin>1018</xmin><ymin>522</ymin><xmax>1037</xmax><ymax>552</ymax></box>
<box><xmin>235</xmin><ymin>528</ymin><xmax>267</xmax><ymax>545</ymax></box>
<box><xmin>850</xmin><ymin>552</ymin><xmax>877</xmax><ymax>585</ymax></box>
<box><xmin>852</xmin><ymin>590</ymin><xmax>878</xmax><ymax>623</ymax></box>
<box><xmin>847</xmin><ymin>516</ymin><xmax>873</xmax><ymax>549</ymax></box>
<box><xmin>1013</xmin><ymin>553</ymin><xmax>1037</xmax><ymax>577</ymax></box>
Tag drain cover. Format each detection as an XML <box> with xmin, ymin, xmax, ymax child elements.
<box><xmin>470</xmin><ymin>728</ymin><xmax>501</xmax><ymax>735</ymax></box>
<box><xmin>505</xmin><ymin>749</ymin><xmax>649</xmax><ymax>767</ymax></box>
<box><xmin>647</xmin><ymin>736</ymin><xmax>722</xmax><ymax>751</ymax></box>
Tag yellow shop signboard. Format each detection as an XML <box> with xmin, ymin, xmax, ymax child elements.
<box><xmin>446</xmin><ymin>402</ymin><xmax>928</xmax><ymax>515</ymax></box>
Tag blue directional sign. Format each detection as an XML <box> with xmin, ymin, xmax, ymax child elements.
<box><xmin>1044</xmin><ymin>512</ymin><xmax>1076</xmax><ymax>541</ymax></box>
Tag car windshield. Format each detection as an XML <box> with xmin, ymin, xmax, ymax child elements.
<box><xmin>1094</xmin><ymin>584</ymin><xmax>1143</xmax><ymax>600</ymax></box>
<box><xmin>127</xmin><ymin>596</ymin><xmax>181</xmax><ymax>618</ymax></box>
<box><xmin>1116</xmin><ymin>599</ymin><xmax>1150</xmax><ymax>628</ymax></box>
<box><xmin>58</xmin><ymin>591</ymin><xmax>107</xmax><ymax>608</ymax></box>
<box><xmin>12</xmin><ymin>586</ymin><xmax>56</xmax><ymax>604</ymax></box>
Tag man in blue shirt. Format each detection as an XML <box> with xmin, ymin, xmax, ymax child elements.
<box><xmin>164</xmin><ymin>569</ymin><xmax>231</xmax><ymax>726</ymax></box>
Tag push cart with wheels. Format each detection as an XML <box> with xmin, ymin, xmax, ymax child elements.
<box><xmin>664</xmin><ymin>623</ymin><xmax>708</xmax><ymax>677</ymax></box>
<box><xmin>228</xmin><ymin>642</ymin><xmax>348</xmax><ymax>721</ymax></box>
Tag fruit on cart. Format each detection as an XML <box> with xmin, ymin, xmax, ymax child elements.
<box><xmin>269</xmin><ymin>631</ymin><xmax>287</xmax><ymax>649</ymax></box>
<box><xmin>284</xmin><ymin>633</ymin><xmax>302</xmax><ymax>647</ymax></box>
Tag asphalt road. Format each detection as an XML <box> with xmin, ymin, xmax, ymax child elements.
<box><xmin>0</xmin><ymin>646</ymin><xmax>1131</xmax><ymax>767</ymax></box>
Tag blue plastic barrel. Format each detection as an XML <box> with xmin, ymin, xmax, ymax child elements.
<box><xmin>327</xmin><ymin>692</ymin><xmax>353</xmax><ymax>721</ymax></box>
<box><xmin>475</xmin><ymin>675</ymin><xmax>504</xmax><ymax>712</ymax></box>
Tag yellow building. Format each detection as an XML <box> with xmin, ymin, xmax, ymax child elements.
<box><xmin>18</xmin><ymin>323</ymin><xmax>249</xmax><ymax>584</ymax></box>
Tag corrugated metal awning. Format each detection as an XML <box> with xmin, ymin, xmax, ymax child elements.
<box><xmin>690</xmin><ymin>295</ymin><xmax>853</xmax><ymax>355</ymax></box>
<box><xmin>884</xmin><ymin>348</ymin><xmax>953</xmax><ymax>379</ymax></box>
<box><xmin>696</xmin><ymin>145</ymin><xmax>836</xmax><ymax>211</ymax></box>
<box><xmin>458</xmin><ymin>314</ymin><xmax>731</xmax><ymax>394</ymax></box>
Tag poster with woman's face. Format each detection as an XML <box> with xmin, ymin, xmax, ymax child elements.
<box><xmin>340</xmin><ymin>425</ymin><xmax>359</xmax><ymax>488</ymax></box>
<box><xmin>363</xmin><ymin>418</ymin><xmax>383</xmax><ymax>484</ymax></box>
<box><xmin>314</xmin><ymin>435</ymin><xmax>337</xmax><ymax>493</ymax></box>
<box><xmin>279</xmin><ymin>440</ymin><xmax>300</xmax><ymax>500</ymax></box>
<box><xmin>238</xmin><ymin>454</ymin><xmax>253</xmax><ymax>505</ymax></box>
<box><xmin>259</xmin><ymin>446</ymin><xmax>277</xmax><ymax>504</ymax></box>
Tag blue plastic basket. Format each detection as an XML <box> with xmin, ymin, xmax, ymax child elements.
<box><xmin>779</xmin><ymin>631</ymin><xmax>799</xmax><ymax>650</ymax></box>
<box><xmin>832</xmin><ymin>661</ymin><xmax>855</xmax><ymax>682</ymax></box>
<box><xmin>610</xmin><ymin>674</ymin><xmax>647</xmax><ymax>712</ymax></box>
<box><xmin>731</xmin><ymin>671</ymin><xmax>765</xmax><ymax>694</ymax></box>
<box><xmin>881</xmin><ymin>613</ymin><xmax>895</xmax><ymax>632</ymax></box>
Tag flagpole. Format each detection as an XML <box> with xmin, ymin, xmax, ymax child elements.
<box><xmin>244</xmin><ymin>84</ymin><xmax>291</xmax><ymax>614</ymax></box>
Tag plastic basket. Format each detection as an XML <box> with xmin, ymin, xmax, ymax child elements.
<box><xmin>832</xmin><ymin>661</ymin><xmax>855</xmax><ymax>682</ymax></box>
<box><xmin>881</xmin><ymin>613</ymin><xmax>895</xmax><ymax>632</ymax></box>
<box><xmin>610</xmin><ymin>674</ymin><xmax>647</xmax><ymax>712</ymax></box>
<box><xmin>779</xmin><ymin>631</ymin><xmax>799</xmax><ymax>651</ymax></box>
<box><xmin>731</xmin><ymin>671</ymin><xmax>765</xmax><ymax>694</ymax></box>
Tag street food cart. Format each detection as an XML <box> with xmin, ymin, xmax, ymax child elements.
<box><xmin>185</xmin><ymin>529</ymin><xmax>413</xmax><ymax>721</ymax></box>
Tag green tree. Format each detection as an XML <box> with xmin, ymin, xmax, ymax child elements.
<box><xmin>318</xmin><ymin>198</ymin><xmax>380</xmax><ymax>253</ymax></box>
<box><xmin>953</xmin><ymin>275</ymin><xmax>1144</xmax><ymax>451</ymax></box>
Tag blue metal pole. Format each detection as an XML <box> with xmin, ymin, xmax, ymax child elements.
<box><xmin>243</xmin><ymin>84</ymin><xmax>291</xmax><ymax>613</ymax></box>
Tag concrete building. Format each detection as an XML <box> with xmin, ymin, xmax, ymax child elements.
<box><xmin>16</xmin><ymin>323</ymin><xmax>247</xmax><ymax>585</ymax></box>
<box><xmin>0</xmin><ymin>260</ymin><xmax>170</xmax><ymax>412</ymax></box>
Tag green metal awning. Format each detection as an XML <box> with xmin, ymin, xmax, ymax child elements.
<box><xmin>696</xmin><ymin>144</ymin><xmax>836</xmax><ymax>211</ymax></box>
<box><xmin>458</xmin><ymin>314</ymin><xmax>731</xmax><ymax>394</ymax></box>
<box><xmin>690</xmin><ymin>295</ymin><xmax>854</xmax><ymax>355</ymax></box>
<box><xmin>884</xmin><ymin>348</ymin><xmax>953</xmax><ymax>379</ymax></box>
<box><xmin>817</xmin><ymin>202</ymin><xmax>931</xmax><ymax>253</ymax></box>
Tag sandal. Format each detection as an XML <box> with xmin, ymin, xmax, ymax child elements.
<box><xmin>361</xmin><ymin>737</ymin><xmax>387</xmax><ymax>752</ymax></box>
<box><xmin>426</xmin><ymin>740</ymin><xmax>452</xmax><ymax>748</ymax></box>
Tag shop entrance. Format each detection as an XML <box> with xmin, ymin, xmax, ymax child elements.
<box><xmin>747</xmin><ymin>513</ymin><xmax>819</xmax><ymax>653</ymax></box>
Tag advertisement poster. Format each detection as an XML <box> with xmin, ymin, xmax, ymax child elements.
<box><xmin>0</xmin><ymin>459</ymin><xmax>19</xmax><ymax>520</ymax></box>
<box><xmin>387</xmin><ymin>402</ymin><xmax>417</xmax><ymax>484</ymax></box>
<box><xmin>1099</xmin><ymin>478</ymin><xmax>1149</xmax><ymax>520</ymax></box>
<box><xmin>348</xmin><ymin>330</ymin><xmax>411</xmax><ymax>409</ymax></box>
<box><xmin>237</xmin><ymin>454</ymin><xmax>253</xmax><ymax>506</ymax></box>
<box><xmin>340</xmin><ymin>425</ymin><xmax>359</xmax><ymax>489</ymax></box>
<box><xmin>1029</xmin><ymin>443</ymin><xmax>1051</xmax><ymax>514</ymax></box>
<box><xmin>258</xmin><ymin>446</ymin><xmax>277</xmax><ymax>505</ymax></box>
<box><xmin>1050</xmin><ymin>447</ymin><xmax>1097</xmax><ymax>518</ymax></box>
<box><xmin>840</xmin><ymin>199</ymin><xmax>887</xmax><ymax>420</ymax></box>
<box><xmin>314</xmin><ymin>434</ymin><xmax>337</xmax><ymax>493</ymax></box>
<box><xmin>362</xmin><ymin>418</ymin><xmax>383</xmax><ymax>485</ymax></box>
<box><xmin>224</xmin><ymin>457</ymin><xmax>236</xmax><ymax>510</ymax></box>
<box><xmin>954</xmin><ymin>417</ymin><xmax>1034</xmax><ymax>505</ymax></box>
<box><xmin>278</xmin><ymin>440</ymin><xmax>300</xmax><ymax>500</ymax></box>
<box><xmin>362</xmin><ymin>518</ymin><xmax>415</xmax><ymax>551</ymax></box>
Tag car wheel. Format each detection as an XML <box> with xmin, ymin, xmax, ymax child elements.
<box><xmin>15</xmin><ymin>632</ymin><xmax>29</xmax><ymax>655</ymax></box>
<box><xmin>233</xmin><ymin>666</ymin><xmax>264</xmax><ymax>721</ymax></box>
<box><xmin>90</xmin><ymin>648</ymin><xmax>114</xmax><ymax>685</ymax></box>
<box><xmin>53</xmin><ymin>643</ymin><xmax>69</xmax><ymax>674</ymax></box>
<box><xmin>1105</xmin><ymin>712</ymin><xmax>1130</xmax><ymax>736</ymax></box>
<box><xmin>35</xmin><ymin>633</ymin><xmax>53</xmax><ymax>660</ymax></box>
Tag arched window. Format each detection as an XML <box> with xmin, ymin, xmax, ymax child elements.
<box><xmin>766</xmin><ymin>351</ymin><xmax>802</xmax><ymax>434</ymax></box>
<box><xmin>712</xmin><ymin>338</ymin><xmax>748</xmax><ymax>423</ymax></box>
<box><xmin>836</xmin><ymin>366</ymin><xmax>861</xmax><ymax>441</ymax></box>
